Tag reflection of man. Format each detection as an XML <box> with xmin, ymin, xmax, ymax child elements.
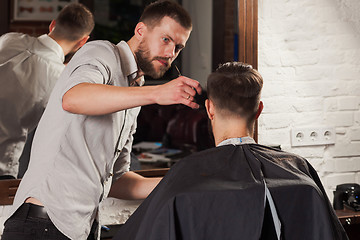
<box><xmin>114</xmin><ymin>62</ymin><xmax>348</xmax><ymax>240</ymax></box>
<box><xmin>0</xmin><ymin>3</ymin><xmax>94</xmax><ymax>178</ymax></box>
<box><xmin>3</xmin><ymin>1</ymin><xmax>201</xmax><ymax>240</ymax></box>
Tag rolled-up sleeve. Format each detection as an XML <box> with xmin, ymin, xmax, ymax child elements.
<box><xmin>60</xmin><ymin>60</ymin><xmax>111</xmax><ymax>100</ymax></box>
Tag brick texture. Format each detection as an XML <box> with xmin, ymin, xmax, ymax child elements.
<box><xmin>258</xmin><ymin>0</ymin><xmax>360</xmax><ymax>201</ymax></box>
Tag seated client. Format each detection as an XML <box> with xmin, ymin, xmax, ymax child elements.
<box><xmin>114</xmin><ymin>62</ymin><xmax>348</xmax><ymax>240</ymax></box>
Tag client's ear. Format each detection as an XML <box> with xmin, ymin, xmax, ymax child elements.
<box><xmin>71</xmin><ymin>35</ymin><xmax>90</xmax><ymax>53</ymax></box>
<box><xmin>77</xmin><ymin>35</ymin><xmax>90</xmax><ymax>48</ymax></box>
<box><xmin>205</xmin><ymin>99</ymin><xmax>215</xmax><ymax>121</ymax></box>
<box><xmin>255</xmin><ymin>101</ymin><xmax>263</xmax><ymax>120</ymax></box>
<box><xmin>49</xmin><ymin>20</ymin><xmax>56</xmax><ymax>33</ymax></box>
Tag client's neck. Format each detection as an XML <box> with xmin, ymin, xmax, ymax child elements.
<box><xmin>213</xmin><ymin>117</ymin><xmax>251</xmax><ymax>146</ymax></box>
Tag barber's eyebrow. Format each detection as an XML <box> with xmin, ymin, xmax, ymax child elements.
<box><xmin>166</xmin><ymin>35</ymin><xmax>185</xmax><ymax>50</ymax></box>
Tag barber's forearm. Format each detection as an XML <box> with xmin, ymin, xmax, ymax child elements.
<box><xmin>62</xmin><ymin>83</ymin><xmax>158</xmax><ymax>115</ymax></box>
<box><xmin>133</xmin><ymin>177</ymin><xmax>161</xmax><ymax>199</ymax></box>
<box><xmin>62</xmin><ymin>76</ymin><xmax>202</xmax><ymax>115</ymax></box>
<box><xmin>108</xmin><ymin>171</ymin><xmax>161</xmax><ymax>200</ymax></box>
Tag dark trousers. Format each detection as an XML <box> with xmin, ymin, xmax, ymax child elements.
<box><xmin>2</xmin><ymin>203</ymin><xmax>96</xmax><ymax>240</ymax></box>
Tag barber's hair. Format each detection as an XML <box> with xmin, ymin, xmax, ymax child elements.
<box><xmin>52</xmin><ymin>3</ymin><xmax>94</xmax><ymax>41</ymax></box>
<box><xmin>207</xmin><ymin>62</ymin><xmax>263</xmax><ymax>128</ymax></box>
<box><xmin>139</xmin><ymin>0</ymin><xmax>192</xmax><ymax>30</ymax></box>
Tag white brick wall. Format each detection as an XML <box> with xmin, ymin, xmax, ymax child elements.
<box><xmin>258</xmin><ymin>0</ymin><xmax>360</xmax><ymax>201</ymax></box>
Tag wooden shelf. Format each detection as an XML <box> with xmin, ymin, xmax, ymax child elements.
<box><xmin>0</xmin><ymin>179</ymin><xmax>21</xmax><ymax>205</ymax></box>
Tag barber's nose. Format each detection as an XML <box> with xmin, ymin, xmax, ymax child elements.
<box><xmin>165</xmin><ymin>45</ymin><xmax>176</xmax><ymax>58</ymax></box>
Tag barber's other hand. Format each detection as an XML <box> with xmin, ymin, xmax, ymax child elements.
<box><xmin>155</xmin><ymin>76</ymin><xmax>202</xmax><ymax>109</ymax></box>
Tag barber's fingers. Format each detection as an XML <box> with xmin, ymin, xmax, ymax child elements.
<box><xmin>180</xmin><ymin>96</ymin><xmax>199</xmax><ymax>109</ymax></box>
<box><xmin>176</xmin><ymin>76</ymin><xmax>201</xmax><ymax>109</ymax></box>
<box><xmin>181</xmin><ymin>92</ymin><xmax>194</xmax><ymax>102</ymax></box>
<box><xmin>177</xmin><ymin>76</ymin><xmax>202</xmax><ymax>95</ymax></box>
<box><xmin>182</xmin><ymin>85</ymin><xmax>197</xmax><ymax>98</ymax></box>
<box><xmin>155</xmin><ymin>76</ymin><xmax>201</xmax><ymax>109</ymax></box>
<box><xmin>180</xmin><ymin>89</ymin><xmax>199</xmax><ymax>109</ymax></box>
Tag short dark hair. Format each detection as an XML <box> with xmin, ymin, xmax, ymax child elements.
<box><xmin>207</xmin><ymin>62</ymin><xmax>263</xmax><ymax>130</ymax></box>
<box><xmin>52</xmin><ymin>3</ymin><xmax>94</xmax><ymax>41</ymax></box>
<box><xmin>139</xmin><ymin>0</ymin><xmax>192</xmax><ymax>30</ymax></box>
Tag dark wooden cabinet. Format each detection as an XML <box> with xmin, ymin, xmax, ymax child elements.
<box><xmin>336</xmin><ymin>209</ymin><xmax>360</xmax><ymax>240</ymax></box>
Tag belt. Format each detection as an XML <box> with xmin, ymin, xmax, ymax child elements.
<box><xmin>13</xmin><ymin>203</ymin><xmax>50</xmax><ymax>220</ymax></box>
<box><xmin>12</xmin><ymin>203</ymin><xmax>98</xmax><ymax>235</ymax></box>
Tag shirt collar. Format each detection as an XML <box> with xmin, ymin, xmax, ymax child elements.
<box><xmin>217</xmin><ymin>137</ymin><xmax>256</xmax><ymax>147</ymax></box>
<box><xmin>130</xmin><ymin>76</ymin><xmax>145</xmax><ymax>87</ymax></box>
<box><xmin>116</xmin><ymin>41</ymin><xmax>145</xmax><ymax>87</ymax></box>
<box><xmin>38</xmin><ymin>34</ymin><xmax>65</xmax><ymax>63</ymax></box>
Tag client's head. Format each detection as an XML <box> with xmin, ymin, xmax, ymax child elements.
<box><xmin>48</xmin><ymin>3</ymin><xmax>94</xmax><ymax>55</ymax></box>
<box><xmin>205</xmin><ymin>62</ymin><xmax>263</xmax><ymax>144</ymax></box>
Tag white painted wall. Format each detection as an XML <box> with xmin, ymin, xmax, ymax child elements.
<box><xmin>258</xmin><ymin>0</ymin><xmax>360</xmax><ymax>200</ymax></box>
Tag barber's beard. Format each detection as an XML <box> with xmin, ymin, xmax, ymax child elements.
<box><xmin>135</xmin><ymin>41</ymin><xmax>171</xmax><ymax>79</ymax></box>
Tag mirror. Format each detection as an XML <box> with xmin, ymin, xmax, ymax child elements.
<box><xmin>90</xmin><ymin>0</ymin><xmax>258</xmax><ymax>171</ymax></box>
<box><xmin>91</xmin><ymin>0</ymin><xmax>215</xmax><ymax>171</ymax></box>
<box><xmin>0</xmin><ymin>0</ymin><xmax>258</xmax><ymax>175</ymax></box>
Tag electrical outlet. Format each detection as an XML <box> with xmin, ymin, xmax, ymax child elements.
<box><xmin>291</xmin><ymin>127</ymin><xmax>336</xmax><ymax>147</ymax></box>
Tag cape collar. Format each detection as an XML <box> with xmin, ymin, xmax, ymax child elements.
<box><xmin>217</xmin><ymin>137</ymin><xmax>256</xmax><ymax>147</ymax></box>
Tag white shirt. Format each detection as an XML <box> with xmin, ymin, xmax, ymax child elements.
<box><xmin>0</xmin><ymin>33</ymin><xmax>65</xmax><ymax>177</ymax></box>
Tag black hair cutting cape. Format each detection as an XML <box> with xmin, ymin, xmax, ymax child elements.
<box><xmin>113</xmin><ymin>144</ymin><xmax>348</xmax><ymax>240</ymax></box>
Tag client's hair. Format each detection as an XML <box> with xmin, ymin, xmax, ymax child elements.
<box><xmin>207</xmin><ymin>62</ymin><xmax>263</xmax><ymax>131</ymax></box>
<box><xmin>52</xmin><ymin>3</ymin><xmax>94</xmax><ymax>41</ymax></box>
<box><xmin>139</xmin><ymin>0</ymin><xmax>192</xmax><ymax>30</ymax></box>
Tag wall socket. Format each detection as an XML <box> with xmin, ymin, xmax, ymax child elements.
<box><xmin>291</xmin><ymin>127</ymin><xmax>336</xmax><ymax>147</ymax></box>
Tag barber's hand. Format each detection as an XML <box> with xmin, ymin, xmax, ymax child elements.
<box><xmin>155</xmin><ymin>76</ymin><xmax>202</xmax><ymax>109</ymax></box>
